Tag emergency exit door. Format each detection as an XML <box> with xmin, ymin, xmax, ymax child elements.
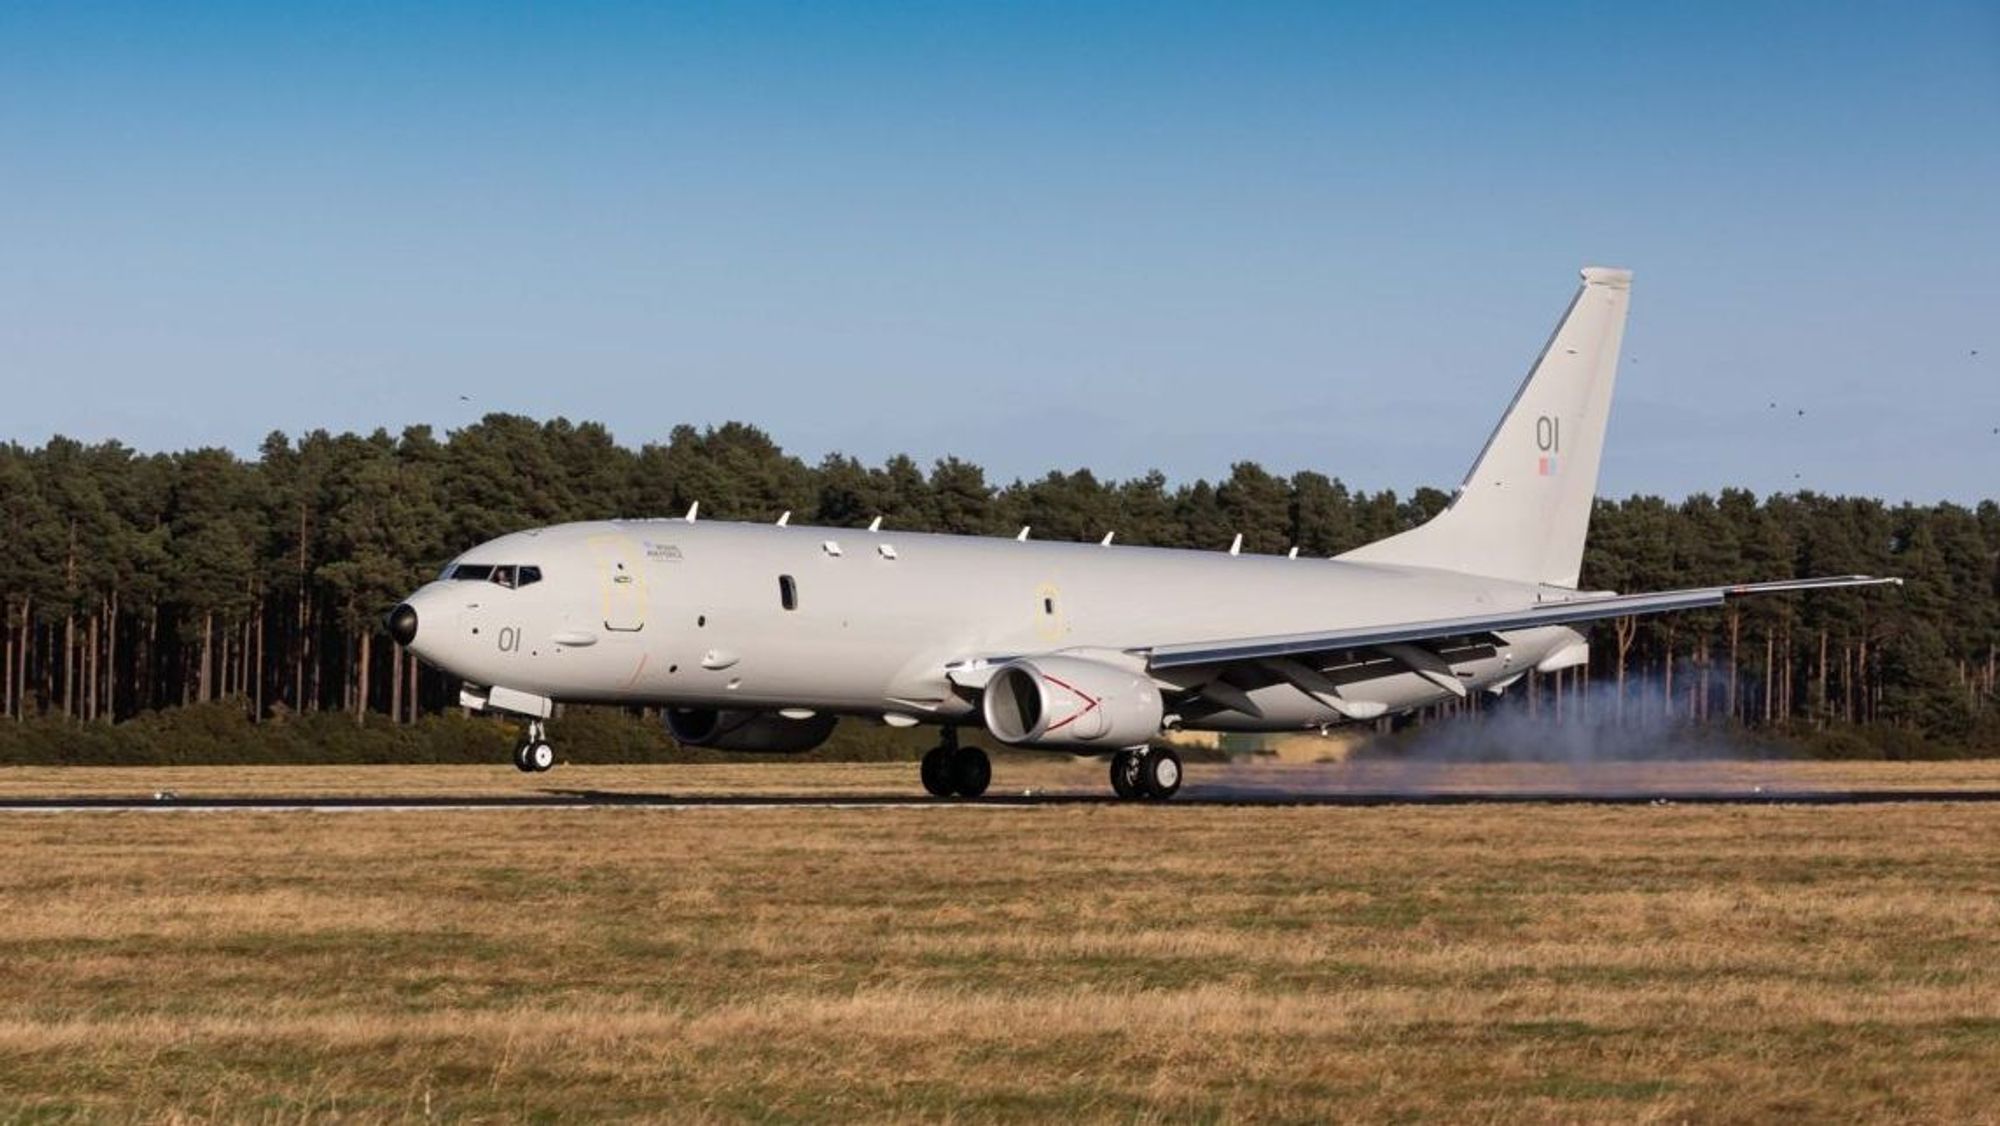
<box><xmin>588</xmin><ymin>535</ymin><xmax>648</xmax><ymax>632</ymax></box>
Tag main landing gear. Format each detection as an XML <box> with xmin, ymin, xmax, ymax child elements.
<box><xmin>1110</xmin><ymin>746</ymin><xmax>1182</xmax><ymax>800</ymax></box>
<box><xmin>920</xmin><ymin>728</ymin><xmax>991</xmax><ymax>799</ymax></box>
<box><xmin>513</xmin><ymin>719</ymin><xmax>556</xmax><ymax>774</ymax></box>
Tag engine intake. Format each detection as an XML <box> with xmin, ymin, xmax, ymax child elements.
<box><xmin>981</xmin><ymin>656</ymin><xmax>1163</xmax><ymax>748</ymax></box>
<box><xmin>665</xmin><ymin>708</ymin><xmax>838</xmax><ymax>753</ymax></box>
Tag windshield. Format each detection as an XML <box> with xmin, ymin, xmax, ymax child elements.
<box><xmin>446</xmin><ymin>562</ymin><xmax>542</xmax><ymax>588</ymax></box>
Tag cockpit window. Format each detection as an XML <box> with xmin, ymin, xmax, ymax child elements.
<box><xmin>447</xmin><ymin>562</ymin><xmax>542</xmax><ymax>587</ymax></box>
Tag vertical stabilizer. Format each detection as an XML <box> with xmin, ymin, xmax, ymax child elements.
<box><xmin>1339</xmin><ymin>267</ymin><xmax>1632</xmax><ymax>588</ymax></box>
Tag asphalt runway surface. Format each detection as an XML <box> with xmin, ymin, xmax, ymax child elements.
<box><xmin>3</xmin><ymin>788</ymin><xmax>1998</xmax><ymax>811</ymax></box>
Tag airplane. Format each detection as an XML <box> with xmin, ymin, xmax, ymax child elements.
<box><xmin>386</xmin><ymin>267</ymin><xmax>1898</xmax><ymax>799</ymax></box>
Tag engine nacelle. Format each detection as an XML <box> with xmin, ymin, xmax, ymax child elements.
<box><xmin>664</xmin><ymin>708</ymin><xmax>838</xmax><ymax>753</ymax></box>
<box><xmin>981</xmin><ymin>656</ymin><xmax>1164</xmax><ymax>748</ymax></box>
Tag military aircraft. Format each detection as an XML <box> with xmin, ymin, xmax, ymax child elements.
<box><xmin>387</xmin><ymin>267</ymin><xmax>1896</xmax><ymax>799</ymax></box>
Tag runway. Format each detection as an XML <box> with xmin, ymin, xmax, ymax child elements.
<box><xmin>3</xmin><ymin>787</ymin><xmax>1997</xmax><ymax>811</ymax></box>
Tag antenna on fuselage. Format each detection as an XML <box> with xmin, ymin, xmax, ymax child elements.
<box><xmin>1100</xmin><ymin>531</ymin><xmax>1116</xmax><ymax>546</ymax></box>
<box><xmin>1288</xmin><ymin>546</ymin><xmax>1299</xmax><ymax>559</ymax></box>
<box><xmin>1016</xmin><ymin>526</ymin><xmax>1031</xmax><ymax>542</ymax></box>
<box><xmin>776</xmin><ymin>511</ymin><xmax>791</xmax><ymax>526</ymax></box>
<box><xmin>1228</xmin><ymin>533</ymin><xmax>1243</xmax><ymax>556</ymax></box>
<box><xmin>684</xmin><ymin>502</ymin><xmax>700</xmax><ymax>523</ymax></box>
<box><xmin>867</xmin><ymin>515</ymin><xmax>883</xmax><ymax>532</ymax></box>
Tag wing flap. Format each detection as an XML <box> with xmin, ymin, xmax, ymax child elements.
<box><xmin>1145</xmin><ymin>575</ymin><xmax>1900</xmax><ymax>671</ymax></box>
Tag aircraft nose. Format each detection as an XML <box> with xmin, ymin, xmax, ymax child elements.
<box><xmin>385</xmin><ymin>603</ymin><xmax>419</xmax><ymax>646</ymax></box>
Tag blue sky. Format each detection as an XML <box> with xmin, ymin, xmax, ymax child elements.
<box><xmin>3</xmin><ymin>1</ymin><xmax>1996</xmax><ymax>502</ymax></box>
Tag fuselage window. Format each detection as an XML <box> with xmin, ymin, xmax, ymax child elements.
<box><xmin>1043</xmin><ymin>596</ymin><xmax>1055</xmax><ymax>615</ymax></box>
<box><xmin>491</xmin><ymin>565</ymin><xmax>518</xmax><ymax>589</ymax></box>
<box><xmin>452</xmin><ymin>563</ymin><xmax>494</xmax><ymax>582</ymax></box>
<box><xmin>779</xmin><ymin>574</ymin><xmax>798</xmax><ymax>611</ymax></box>
<box><xmin>517</xmin><ymin>565</ymin><xmax>543</xmax><ymax>587</ymax></box>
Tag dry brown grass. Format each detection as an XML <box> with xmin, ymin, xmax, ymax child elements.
<box><xmin>3</xmin><ymin>756</ymin><xmax>1997</xmax><ymax>800</ymax></box>
<box><xmin>0</xmin><ymin>765</ymin><xmax>1994</xmax><ymax>1122</ymax></box>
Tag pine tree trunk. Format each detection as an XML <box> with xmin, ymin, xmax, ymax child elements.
<box><xmin>85</xmin><ymin>609</ymin><xmax>99</xmax><ymax>722</ymax></box>
<box><xmin>200</xmin><ymin>612</ymin><xmax>215</xmax><ymax>704</ymax></box>
<box><xmin>1614</xmin><ymin>617</ymin><xmax>1635</xmax><ymax>725</ymax></box>
<box><xmin>62</xmin><ymin>613</ymin><xmax>75</xmax><ymax>719</ymax></box>
<box><xmin>1662</xmin><ymin>623</ymin><xmax>1676</xmax><ymax>719</ymax></box>
<box><xmin>390</xmin><ymin>642</ymin><xmax>403</xmax><ymax>726</ymax></box>
<box><xmin>308</xmin><ymin>601</ymin><xmax>321</xmax><ymax>714</ymax></box>
<box><xmin>355</xmin><ymin>628</ymin><xmax>372</xmax><ymax>725</ymax></box>
<box><xmin>1816</xmin><ymin>630</ymin><xmax>1828</xmax><ymax>730</ymax></box>
<box><xmin>1843</xmin><ymin>642</ymin><xmax>1855</xmax><ymax>723</ymax></box>
<box><xmin>1858</xmin><ymin>637</ymin><xmax>1870</xmax><ymax>724</ymax></box>
<box><xmin>1763</xmin><ymin>633</ymin><xmax>1774</xmax><ymax>725</ymax></box>
<box><xmin>2</xmin><ymin>600</ymin><xmax>13</xmax><ymax>721</ymax></box>
<box><xmin>253</xmin><ymin>606</ymin><xmax>265</xmax><ymax>721</ymax></box>
<box><xmin>20</xmin><ymin>595</ymin><xmax>32</xmax><ymax>719</ymax></box>
<box><xmin>1727</xmin><ymin>611</ymin><xmax>1740</xmax><ymax>722</ymax></box>
<box><xmin>106</xmin><ymin>590</ymin><xmax>119</xmax><ymax>722</ymax></box>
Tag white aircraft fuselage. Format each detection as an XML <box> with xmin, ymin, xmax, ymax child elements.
<box><xmin>397</xmin><ymin>518</ymin><xmax>1580</xmax><ymax>731</ymax></box>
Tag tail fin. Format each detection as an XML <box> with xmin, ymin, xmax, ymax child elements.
<box><xmin>1339</xmin><ymin>266</ymin><xmax>1632</xmax><ymax>588</ymax></box>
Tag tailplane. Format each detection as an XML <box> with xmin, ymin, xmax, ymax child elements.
<box><xmin>1339</xmin><ymin>266</ymin><xmax>1632</xmax><ymax>588</ymax></box>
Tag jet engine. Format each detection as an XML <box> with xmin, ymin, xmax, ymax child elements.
<box><xmin>664</xmin><ymin>708</ymin><xmax>839</xmax><ymax>753</ymax></box>
<box><xmin>981</xmin><ymin>656</ymin><xmax>1164</xmax><ymax>748</ymax></box>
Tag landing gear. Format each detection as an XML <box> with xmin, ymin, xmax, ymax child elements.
<box><xmin>1110</xmin><ymin>749</ymin><xmax>1141</xmax><ymax>799</ymax></box>
<box><xmin>513</xmin><ymin>720</ymin><xmax>555</xmax><ymax>774</ymax></box>
<box><xmin>920</xmin><ymin>745</ymin><xmax>954</xmax><ymax>797</ymax></box>
<box><xmin>920</xmin><ymin>729</ymin><xmax>990</xmax><ymax>799</ymax></box>
<box><xmin>950</xmin><ymin>745</ymin><xmax>992</xmax><ymax>798</ymax></box>
<box><xmin>1139</xmin><ymin>746</ymin><xmax>1182</xmax><ymax>800</ymax></box>
<box><xmin>1110</xmin><ymin>746</ymin><xmax>1181</xmax><ymax>800</ymax></box>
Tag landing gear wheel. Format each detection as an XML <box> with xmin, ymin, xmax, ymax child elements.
<box><xmin>527</xmin><ymin>742</ymin><xmax>556</xmax><ymax>773</ymax></box>
<box><xmin>920</xmin><ymin>746</ymin><xmax>954</xmax><ymax>798</ymax></box>
<box><xmin>1110</xmin><ymin>750</ymin><xmax>1141</xmax><ymax>799</ymax></box>
<box><xmin>1138</xmin><ymin>747</ymin><xmax>1182</xmax><ymax>800</ymax></box>
<box><xmin>949</xmin><ymin>746</ymin><xmax>992</xmax><ymax>799</ymax></box>
<box><xmin>512</xmin><ymin>742</ymin><xmax>535</xmax><ymax>773</ymax></box>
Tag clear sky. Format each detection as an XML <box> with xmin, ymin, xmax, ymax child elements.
<box><xmin>4</xmin><ymin>1</ymin><xmax>1996</xmax><ymax>502</ymax></box>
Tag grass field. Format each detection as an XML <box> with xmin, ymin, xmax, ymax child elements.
<box><xmin>0</xmin><ymin>763</ymin><xmax>1994</xmax><ymax>1122</ymax></box>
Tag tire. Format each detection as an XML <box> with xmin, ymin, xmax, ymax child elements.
<box><xmin>920</xmin><ymin>746</ymin><xmax>954</xmax><ymax>798</ymax></box>
<box><xmin>950</xmin><ymin>746</ymin><xmax>992</xmax><ymax>799</ymax></box>
<box><xmin>1109</xmin><ymin>751</ymin><xmax>1140</xmax><ymax>799</ymax></box>
<box><xmin>528</xmin><ymin>742</ymin><xmax>556</xmax><ymax>772</ymax></box>
<box><xmin>1139</xmin><ymin>747</ymin><xmax>1182</xmax><ymax>800</ymax></box>
<box><xmin>513</xmin><ymin>743</ymin><xmax>535</xmax><ymax>773</ymax></box>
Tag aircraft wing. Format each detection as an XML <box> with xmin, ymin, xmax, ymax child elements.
<box><xmin>1144</xmin><ymin>575</ymin><xmax>1901</xmax><ymax>670</ymax></box>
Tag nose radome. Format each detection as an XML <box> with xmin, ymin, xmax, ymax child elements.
<box><xmin>385</xmin><ymin>603</ymin><xmax>418</xmax><ymax>646</ymax></box>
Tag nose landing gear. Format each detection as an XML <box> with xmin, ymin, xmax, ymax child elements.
<box><xmin>513</xmin><ymin>720</ymin><xmax>556</xmax><ymax>773</ymax></box>
<box><xmin>920</xmin><ymin>728</ymin><xmax>991</xmax><ymax>799</ymax></box>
